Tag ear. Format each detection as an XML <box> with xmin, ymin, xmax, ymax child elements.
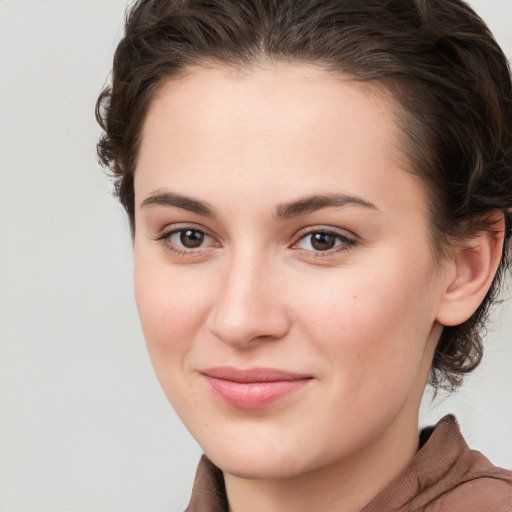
<box><xmin>436</xmin><ymin>211</ymin><xmax>506</xmax><ymax>327</ymax></box>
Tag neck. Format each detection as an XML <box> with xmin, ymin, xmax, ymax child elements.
<box><xmin>224</xmin><ymin>406</ymin><xmax>421</xmax><ymax>512</ymax></box>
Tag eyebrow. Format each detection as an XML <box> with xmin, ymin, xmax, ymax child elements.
<box><xmin>140</xmin><ymin>190</ymin><xmax>378</xmax><ymax>219</ymax></box>
<box><xmin>274</xmin><ymin>193</ymin><xmax>379</xmax><ymax>220</ymax></box>
<box><xmin>140</xmin><ymin>191</ymin><xmax>217</xmax><ymax>217</ymax></box>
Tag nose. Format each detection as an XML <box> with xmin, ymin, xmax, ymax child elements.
<box><xmin>205</xmin><ymin>252</ymin><xmax>291</xmax><ymax>348</ymax></box>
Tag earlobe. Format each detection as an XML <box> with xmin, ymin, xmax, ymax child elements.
<box><xmin>436</xmin><ymin>212</ymin><xmax>505</xmax><ymax>327</ymax></box>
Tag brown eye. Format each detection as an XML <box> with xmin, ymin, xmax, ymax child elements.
<box><xmin>295</xmin><ymin>230</ymin><xmax>356</xmax><ymax>254</ymax></box>
<box><xmin>157</xmin><ymin>227</ymin><xmax>217</xmax><ymax>256</ymax></box>
<box><xmin>179</xmin><ymin>230</ymin><xmax>205</xmax><ymax>248</ymax></box>
<box><xmin>310</xmin><ymin>233</ymin><xmax>337</xmax><ymax>251</ymax></box>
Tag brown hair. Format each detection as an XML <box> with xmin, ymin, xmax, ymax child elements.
<box><xmin>96</xmin><ymin>0</ymin><xmax>512</xmax><ymax>391</ymax></box>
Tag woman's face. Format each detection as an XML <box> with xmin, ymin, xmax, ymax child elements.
<box><xmin>133</xmin><ymin>64</ymin><xmax>450</xmax><ymax>479</ymax></box>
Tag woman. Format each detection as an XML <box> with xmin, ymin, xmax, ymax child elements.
<box><xmin>96</xmin><ymin>0</ymin><xmax>512</xmax><ymax>510</ymax></box>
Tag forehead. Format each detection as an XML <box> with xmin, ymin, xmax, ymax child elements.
<box><xmin>135</xmin><ymin>63</ymin><xmax>425</xmax><ymax>223</ymax></box>
<box><xmin>142</xmin><ymin>63</ymin><xmax>401</xmax><ymax>158</ymax></box>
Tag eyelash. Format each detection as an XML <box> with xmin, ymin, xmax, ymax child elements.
<box><xmin>156</xmin><ymin>225</ymin><xmax>218</xmax><ymax>257</ymax></box>
<box><xmin>292</xmin><ymin>228</ymin><xmax>356</xmax><ymax>257</ymax></box>
<box><xmin>155</xmin><ymin>226</ymin><xmax>357</xmax><ymax>258</ymax></box>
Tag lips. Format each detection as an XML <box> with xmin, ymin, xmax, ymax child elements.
<box><xmin>201</xmin><ymin>367</ymin><xmax>313</xmax><ymax>409</ymax></box>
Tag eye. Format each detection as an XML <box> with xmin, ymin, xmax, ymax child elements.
<box><xmin>156</xmin><ymin>226</ymin><xmax>218</xmax><ymax>255</ymax></box>
<box><xmin>172</xmin><ymin>229</ymin><xmax>208</xmax><ymax>249</ymax></box>
<box><xmin>294</xmin><ymin>229</ymin><xmax>356</xmax><ymax>254</ymax></box>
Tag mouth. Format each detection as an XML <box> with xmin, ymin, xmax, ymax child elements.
<box><xmin>200</xmin><ymin>366</ymin><xmax>313</xmax><ymax>409</ymax></box>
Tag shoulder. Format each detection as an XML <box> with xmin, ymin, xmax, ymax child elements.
<box><xmin>413</xmin><ymin>418</ymin><xmax>512</xmax><ymax>512</ymax></box>
<box><xmin>428</xmin><ymin>460</ymin><xmax>512</xmax><ymax>512</ymax></box>
<box><xmin>362</xmin><ymin>415</ymin><xmax>512</xmax><ymax>512</ymax></box>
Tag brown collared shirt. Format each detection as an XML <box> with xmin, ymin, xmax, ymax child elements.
<box><xmin>185</xmin><ymin>415</ymin><xmax>512</xmax><ymax>511</ymax></box>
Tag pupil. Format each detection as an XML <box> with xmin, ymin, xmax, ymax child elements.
<box><xmin>311</xmin><ymin>233</ymin><xmax>335</xmax><ymax>251</ymax></box>
<box><xmin>180</xmin><ymin>230</ymin><xmax>204</xmax><ymax>248</ymax></box>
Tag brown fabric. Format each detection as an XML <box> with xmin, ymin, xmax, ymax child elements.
<box><xmin>361</xmin><ymin>415</ymin><xmax>512</xmax><ymax>512</ymax></box>
<box><xmin>185</xmin><ymin>455</ymin><xmax>228</xmax><ymax>512</ymax></box>
<box><xmin>184</xmin><ymin>415</ymin><xmax>512</xmax><ymax>512</ymax></box>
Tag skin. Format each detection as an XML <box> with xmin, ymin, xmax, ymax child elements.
<box><xmin>132</xmin><ymin>63</ymin><xmax>501</xmax><ymax>512</ymax></box>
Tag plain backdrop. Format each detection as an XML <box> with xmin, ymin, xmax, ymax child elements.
<box><xmin>0</xmin><ymin>0</ymin><xmax>511</xmax><ymax>510</ymax></box>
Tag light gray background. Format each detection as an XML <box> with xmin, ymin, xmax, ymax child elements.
<box><xmin>0</xmin><ymin>1</ymin><xmax>511</xmax><ymax>510</ymax></box>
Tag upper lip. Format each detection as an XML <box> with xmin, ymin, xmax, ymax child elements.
<box><xmin>201</xmin><ymin>366</ymin><xmax>312</xmax><ymax>383</ymax></box>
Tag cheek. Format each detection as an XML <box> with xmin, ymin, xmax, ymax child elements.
<box><xmin>133</xmin><ymin>255</ymin><xmax>212</xmax><ymax>372</ymax></box>
<box><xmin>133</xmin><ymin>258</ymin><xmax>220</xmax><ymax>420</ymax></box>
<box><xmin>294</xmin><ymin>254</ymin><xmax>439</xmax><ymax>394</ymax></box>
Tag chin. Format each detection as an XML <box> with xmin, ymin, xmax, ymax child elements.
<box><xmin>198</xmin><ymin>426</ymin><xmax>333</xmax><ymax>480</ymax></box>
<box><xmin>207</xmin><ymin>448</ymin><xmax>311</xmax><ymax>480</ymax></box>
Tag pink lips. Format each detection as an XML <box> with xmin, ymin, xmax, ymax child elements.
<box><xmin>201</xmin><ymin>367</ymin><xmax>313</xmax><ymax>409</ymax></box>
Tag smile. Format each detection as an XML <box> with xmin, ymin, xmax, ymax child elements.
<box><xmin>201</xmin><ymin>367</ymin><xmax>313</xmax><ymax>409</ymax></box>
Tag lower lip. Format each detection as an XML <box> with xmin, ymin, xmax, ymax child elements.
<box><xmin>203</xmin><ymin>376</ymin><xmax>312</xmax><ymax>409</ymax></box>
